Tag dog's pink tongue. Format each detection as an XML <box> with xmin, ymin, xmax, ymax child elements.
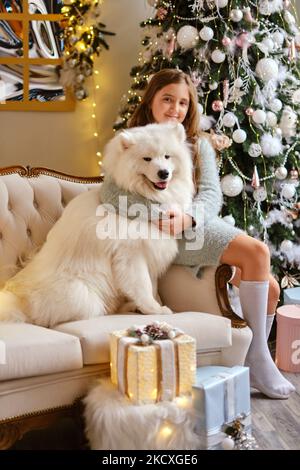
<box><xmin>156</xmin><ymin>182</ymin><xmax>167</xmax><ymax>189</ymax></box>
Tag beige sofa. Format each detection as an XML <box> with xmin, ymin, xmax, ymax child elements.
<box><xmin>0</xmin><ymin>166</ymin><xmax>252</xmax><ymax>449</ymax></box>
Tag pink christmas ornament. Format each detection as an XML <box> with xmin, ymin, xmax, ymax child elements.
<box><xmin>165</xmin><ymin>36</ymin><xmax>176</xmax><ymax>59</ymax></box>
<box><xmin>222</xmin><ymin>37</ymin><xmax>232</xmax><ymax>47</ymax></box>
<box><xmin>235</xmin><ymin>32</ymin><xmax>253</xmax><ymax>64</ymax></box>
<box><xmin>290</xmin><ymin>168</ymin><xmax>299</xmax><ymax>180</ymax></box>
<box><xmin>251</xmin><ymin>166</ymin><xmax>260</xmax><ymax>189</ymax></box>
<box><xmin>190</xmin><ymin>71</ymin><xmax>202</xmax><ymax>87</ymax></box>
<box><xmin>243</xmin><ymin>6</ymin><xmax>258</xmax><ymax>24</ymax></box>
<box><xmin>289</xmin><ymin>39</ymin><xmax>296</xmax><ymax>61</ymax></box>
<box><xmin>245</xmin><ymin>107</ymin><xmax>254</xmax><ymax>116</ymax></box>
<box><xmin>223</xmin><ymin>79</ymin><xmax>229</xmax><ymax>105</ymax></box>
<box><xmin>236</xmin><ymin>32</ymin><xmax>248</xmax><ymax>48</ymax></box>
<box><xmin>212</xmin><ymin>100</ymin><xmax>224</xmax><ymax>112</ymax></box>
<box><xmin>156</xmin><ymin>7</ymin><xmax>168</xmax><ymax>20</ymax></box>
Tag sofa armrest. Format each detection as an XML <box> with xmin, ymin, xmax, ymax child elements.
<box><xmin>158</xmin><ymin>264</ymin><xmax>247</xmax><ymax>329</ymax></box>
<box><xmin>215</xmin><ymin>265</ymin><xmax>247</xmax><ymax>329</ymax></box>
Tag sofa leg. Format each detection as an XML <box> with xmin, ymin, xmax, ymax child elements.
<box><xmin>0</xmin><ymin>400</ymin><xmax>83</xmax><ymax>450</ymax></box>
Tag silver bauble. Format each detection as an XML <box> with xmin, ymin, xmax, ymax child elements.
<box><xmin>253</xmin><ymin>187</ymin><xmax>267</xmax><ymax>202</ymax></box>
<box><xmin>281</xmin><ymin>184</ymin><xmax>296</xmax><ymax>199</ymax></box>
<box><xmin>221</xmin><ymin>174</ymin><xmax>244</xmax><ymax>197</ymax></box>
<box><xmin>248</xmin><ymin>143</ymin><xmax>262</xmax><ymax>158</ymax></box>
<box><xmin>275</xmin><ymin>166</ymin><xmax>288</xmax><ymax>180</ymax></box>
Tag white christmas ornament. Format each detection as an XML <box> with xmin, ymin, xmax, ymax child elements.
<box><xmin>209</xmin><ymin>81</ymin><xmax>218</xmax><ymax>90</ymax></box>
<box><xmin>260</xmin><ymin>134</ymin><xmax>282</xmax><ymax>157</ymax></box>
<box><xmin>230</xmin><ymin>9</ymin><xmax>243</xmax><ymax>22</ymax></box>
<box><xmin>279</xmin><ymin>106</ymin><xmax>297</xmax><ymax>141</ymax></box>
<box><xmin>262</xmin><ymin>37</ymin><xmax>275</xmax><ymax>52</ymax></box>
<box><xmin>199</xmin><ymin>26</ymin><xmax>214</xmax><ymax>41</ymax></box>
<box><xmin>275</xmin><ymin>166</ymin><xmax>288</xmax><ymax>180</ymax></box>
<box><xmin>266</xmin><ymin>112</ymin><xmax>277</xmax><ymax>127</ymax></box>
<box><xmin>222</xmin><ymin>113</ymin><xmax>236</xmax><ymax>128</ymax></box>
<box><xmin>281</xmin><ymin>184</ymin><xmax>296</xmax><ymax>199</ymax></box>
<box><xmin>215</xmin><ymin>0</ymin><xmax>229</xmax><ymax>8</ymax></box>
<box><xmin>177</xmin><ymin>26</ymin><xmax>199</xmax><ymax>49</ymax></box>
<box><xmin>269</xmin><ymin>99</ymin><xmax>282</xmax><ymax>112</ymax></box>
<box><xmin>256</xmin><ymin>58</ymin><xmax>279</xmax><ymax>82</ymax></box>
<box><xmin>253</xmin><ymin>187</ymin><xmax>267</xmax><ymax>202</ymax></box>
<box><xmin>252</xmin><ymin>109</ymin><xmax>266</xmax><ymax>124</ymax></box>
<box><xmin>272</xmin><ymin>31</ymin><xmax>284</xmax><ymax>47</ymax></box>
<box><xmin>232</xmin><ymin>129</ymin><xmax>247</xmax><ymax>143</ymax></box>
<box><xmin>292</xmin><ymin>89</ymin><xmax>300</xmax><ymax>105</ymax></box>
<box><xmin>198</xmin><ymin>103</ymin><xmax>204</xmax><ymax>114</ymax></box>
<box><xmin>199</xmin><ymin>114</ymin><xmax>216</xmax><ymax>131</ymax></box>
<box><xmin>211</xmin><ymin>49</ymin><xmax>226</xmax><ymax>63</ymax></box>
<box><xmin>259</xmin><ymin>0</ymin><xmax>284</xmax><ymax>16</ymax></box>
<box><xmin>223</xmin><ymin>215</ymin><xmax>236</xmax><ymax>226</ymax></box>
<box><xmin>222</xmin><ymin>436</ymin><xmax>235</xmax><ymax>450</ymax></box>
<box><xmin>234</xmin><ymin>78</ymin><xmax>243</xmax><ymax>88</ymax></box>
<box><xmin>280</xmin><ymin>240</ymin><xmax>293</xmax><ymax>252</ymax></box>
<box><xmin>284</xmin><ymin>11</ymin><xmax>296</xmax><ymax>25</ymax></box>
<box><xmin>248</xmin><ymin>143</ymin><xmax>262</xmax><ymax>158</ymax></box>
<box><xmin>221</xmin><ymin>174</ymin><xmax>244</xmax><ymax>197</ymax></box>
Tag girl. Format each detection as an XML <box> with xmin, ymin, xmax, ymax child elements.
<box><xmin>104</xmin><ymin>68</ymin><xmax>295</xmax><ymax>399</ymax></box>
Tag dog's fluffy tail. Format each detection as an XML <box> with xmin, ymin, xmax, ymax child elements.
<box><xmin>0</xmin><ymin>291</ymin><xmax>27</xmax><ymax>322</ymax></box>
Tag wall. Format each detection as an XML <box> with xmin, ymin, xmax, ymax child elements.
<box><xmin>0</xmin><ymin>1</ymin><xmax>299</xmax><ymax>176</ymax></box>
<box><xmin>0</xmin><ymin>0</ymin><xmax>151</xmax><ymax>176</ymax></box>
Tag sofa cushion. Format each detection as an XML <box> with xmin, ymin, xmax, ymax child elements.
<box><xmin>54</xmin><ymin>312</ymin><xmax>232</xmax><ymax>365</ymax></box>
<box><xmin>0</xmin><ymin>323</ymin><xmax>83</xmax><ymax>380</ymax></box>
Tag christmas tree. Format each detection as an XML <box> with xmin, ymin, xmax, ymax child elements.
<box><xmin>114</xmin><ymin>0</ymin><xmax>300</xmax><ymax>290</ymax></box>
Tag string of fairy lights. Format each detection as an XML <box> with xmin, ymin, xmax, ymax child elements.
<box><xmin>61</xmin><ymin>0</ymin><xmax>114</xmax><ymax>175</ymax></box>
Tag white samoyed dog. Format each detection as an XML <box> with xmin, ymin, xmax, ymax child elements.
<box><xmin>0</xmin><ymin>123</ymin><xmax>194</xmax><ymax>327</ymax></box>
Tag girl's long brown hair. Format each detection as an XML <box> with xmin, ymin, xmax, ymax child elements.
<box><xmin>128</xmin><ymin>69</ymin><xmax>201</xmax><ymax>189</ymax></box>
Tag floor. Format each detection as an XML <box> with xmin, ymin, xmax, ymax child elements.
<box><xmin>12</xmin><ymin>372</ymin><xmax>300</xmax><ymax>451</ymax></box>
<box><xmin>251</xmin><ymin>371</ymin><xmax>300</xmax><ymax>450</ymax></box>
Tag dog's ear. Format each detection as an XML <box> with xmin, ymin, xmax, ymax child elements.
<box><xmin>119</xmin><ymin>131</ymin><xmax>135</xmax><ymax>150</ymax></box>
<box><xmin>172</xmin><ymin>123</ymin><xmax>186</xmax><ymax>143</ymax></box>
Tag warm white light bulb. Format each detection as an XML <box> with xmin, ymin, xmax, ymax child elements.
<box><xmin>160</xmin><ymin>425</ymin><xmax>173</xmax><ymax>437</ymax></box>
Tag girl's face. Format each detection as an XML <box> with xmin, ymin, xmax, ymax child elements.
<box><xmin>151</xmin><ymin>82</ymin><xmax>190</xmax><ymax>125</ymax></box>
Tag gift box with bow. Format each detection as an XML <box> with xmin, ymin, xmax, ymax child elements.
<box><xmin>192</xmin><ymin>365</ymin><xmax>251</xmax><ymax>449</ymax></box>
<box><xmin>284</xmin><ymin>287</ymin><xmax>300</xmax><ymax>305</ymax></box>
<box><xmin>110</xmin><ymin>322</ymin><xmax>196</xmax><ymax>405</ymax></box>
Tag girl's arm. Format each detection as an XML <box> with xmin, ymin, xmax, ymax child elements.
<box><xmin>185</xmin><ymin>137</ymin><xmax>223</xmax><ymax>228</ymax></box>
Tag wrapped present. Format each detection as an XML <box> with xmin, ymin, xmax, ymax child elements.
<box><xmin>110</xmin><ymin>322</ymin><xmax>196</xmax><ymax>405</ymax></box>
<box><xmin>276</xmin><ymin>305</ymin><xmax>300</xmax><ymax>372</ymax></box>
<box><xmin>192</xmin><ymin>366</ymin><xmax>251</xmax><ymax>450</ymax></box>
<box><xmin>284</xmin><ymin>287</ymin><xmax>300</xmax><ymax>305</ymax></box>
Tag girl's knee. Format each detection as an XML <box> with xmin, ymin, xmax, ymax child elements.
<box><xmin>269</xmin><ymin>276</ymin><xmax>281</xmax><ymax>302</ymax></box>
<box><xmin>242</xmin><ymin>238</ymin><xmax>270</xmax><ymax>269</ymax></box>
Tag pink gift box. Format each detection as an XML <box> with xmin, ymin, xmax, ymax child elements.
<box><xmin>276</xmin><ymin>305</ymin><xmax>300</xmax><ymax>373</ymax></box>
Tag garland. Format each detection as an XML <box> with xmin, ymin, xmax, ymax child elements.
<box><xmin>58</xmin><ymin>0</ymin><xmax>115</xmax><ymax>100</ymax></box>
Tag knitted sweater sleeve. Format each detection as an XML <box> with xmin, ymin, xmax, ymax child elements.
<box><xmin>185</xmin><ymin>138</ymin><xmax>223</xmax><ymax>226</ymax></box>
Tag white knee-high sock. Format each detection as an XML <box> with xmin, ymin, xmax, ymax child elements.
<box><xmin>266</xmin><ymin>313</ymin><xmax>275</xmax><ymax>340</ymax></box>
<box><xmin>239</xmin><ymin>280</ymin><xmax>295</xmax><ymax>399</ymax></box>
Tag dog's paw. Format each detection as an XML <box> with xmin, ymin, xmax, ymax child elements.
<box><xmin>159</xmin><ymin>306</ymin><xmax>173</xmax><ymax>315</ymax></box>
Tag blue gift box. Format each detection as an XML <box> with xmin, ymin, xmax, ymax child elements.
<box><xmin>192</xmin><ymin>366</ymin><xmax>251</xmax><ymax>449</ymax></box>
<box><xmin>284</xmin><ymin>287</ymin><xmax>300</xmax><ymax>305</ymax></box>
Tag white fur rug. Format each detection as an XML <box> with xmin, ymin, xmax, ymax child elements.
<box><xmin>83</xmin><ymin>379</ymin><xmax>199</xmax><ymax>450</ymax></box>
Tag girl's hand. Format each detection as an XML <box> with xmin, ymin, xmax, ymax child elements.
<box><xmin>153</xmin><ymin>209</ymin><xmax>194</xmax><ymax>236</ymax></box>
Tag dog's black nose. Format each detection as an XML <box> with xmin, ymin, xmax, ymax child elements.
<box><xmin>157</xmin><ymin>169</ymin><xmax>169</xmax><ymax>180</ymax></box>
